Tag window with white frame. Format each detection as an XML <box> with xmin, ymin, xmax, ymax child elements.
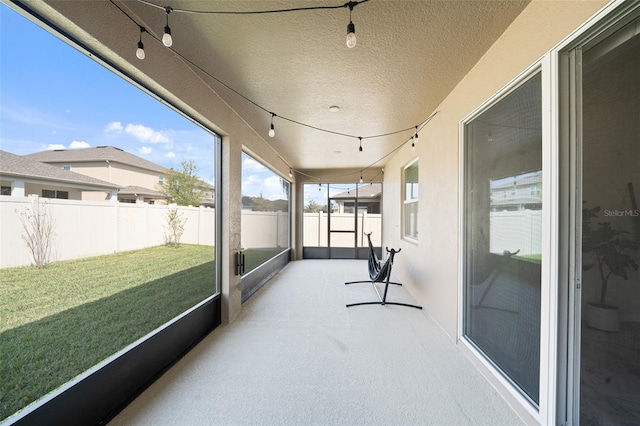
<box><xmin>403</xmin><ymin>160</ymin><xmax>419</xmax><ymax>240</ymax></box>
<box><xmin>463</xmin><ymin>72</ymin><xmax>542</xmax><ymax>406</ymax></box>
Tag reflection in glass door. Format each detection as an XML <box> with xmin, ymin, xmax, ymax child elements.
<box><xmin>577</xmin><ymin>16</ymin><xmax>640</xmax><ymax>425</ymax></box>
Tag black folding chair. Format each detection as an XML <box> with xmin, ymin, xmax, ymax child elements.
<box><xmin>346</xmin><ymin>247</ymin><xmax>422</xmax><ymax>310</ymax></box>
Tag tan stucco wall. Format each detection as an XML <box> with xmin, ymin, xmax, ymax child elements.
<box><xmin>24</xmin><ymin>183</ymin><xmax>82</xmax><ymax>200</ymax></box>
<box><xmin>67</xmin><ymin>162</ymin><xmax>162</xmax><ymax>190</ymax></box>
<box><xmin>382</xmin><ymin>0</ymin><xmax>609</xmax><ymax>341</ymax></box>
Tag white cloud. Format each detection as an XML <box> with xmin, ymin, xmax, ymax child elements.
<box><xmin>165</xmin><ymin>151</ymin><xmax>176</xmax><ymax>159</ymax></box>
<box><xmin>45</xmin><ymin>141</ymin><xmax>90</xmax><ymax>150</ymax></box>
<box><xmin>242</xmin><ymin>174</ymin><xmax>287</xmax><ymax>200</ymax></box>
<box><xmin>69</xmin><ymin>140</ymin><xmax>90</xmax><ymax>149</ymax></box>
<box><xmin>242</xmin><ymin>157</ymin><xmax>267</xmax><ymax>173</ymax></box>
<box><xmin>263</xmin><ymin>176</ymin><xmax>288</xmax><ymax>200</ymax></box>
<box><xmin>125</xmin><ymin>123</ymin><xmax>170</xmax><ymax>143</ymax></box>
<box><xmin>104</xmin><ymin>121</ymin><xmax>123</xmax><ymax>134</ymax></box>
<box><xmin>139</xmin><ymin>146</ymin><xmax>153</xmax><ymax>155</ymax></box>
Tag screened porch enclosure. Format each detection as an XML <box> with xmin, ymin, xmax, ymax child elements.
<box><xmin>302</xmin><ymin>183</ymin><xmax>383</xmax><ymax>260</ymax></box>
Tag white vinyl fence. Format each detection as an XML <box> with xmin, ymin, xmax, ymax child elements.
<box><xmin>241</xmin><ymin>210</ymin><xmax>289</xmax><ymax>249</ymax></box>
<box><xmin>0</xmin><ymin>196</ymin><xmax>215</xmax><ymax>268</ymax></box>
<box><xmin>1</xmin><ymin>197</ymin><xmax>385</xmax><ymax>268</ymax></box>
<box><xmin>303</xmin><ymin>212</ymin><xmax>382</xmax><ymax>247</ymax></box>
<box><xmin>490</xmin><ymin>210</ymin><xmax>542</xmax><ymax>257</ymax></box>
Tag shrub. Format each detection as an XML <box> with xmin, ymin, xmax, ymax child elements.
<box><xmin>16</xmin><ymin>197</ymin><xmax>56</xmax><ymax>268</ymax></box>
<box><xmin>164</xmin><ymin>206</ymin><xmax>187</xmax><ymax>248</ymax></box>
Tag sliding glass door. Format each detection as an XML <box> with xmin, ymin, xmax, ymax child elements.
<box><xmin>574</xmin><ymin>14</ymin><xmax>640</xmax><ymax>424</ymax></box>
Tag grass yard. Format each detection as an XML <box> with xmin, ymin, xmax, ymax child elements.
<box><xmin>0</xmin><ymin>244</ymin><xmax>215</xmax><ymax>421</ymax></box>
<box><xmin>243</xmin><ymin>248</ymin><xmax>286</xmax><ymax>274</ymax></box>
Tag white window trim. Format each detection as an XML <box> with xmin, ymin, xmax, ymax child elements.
<box><xmin>458</xmin><ymin>62</ymin><xmax>545</xmax><ymax>424</ymax></box>
<box><xmin>402</xmin><ymin>158</ymin><xmax>419</xmax><ymax>242</ymax></box>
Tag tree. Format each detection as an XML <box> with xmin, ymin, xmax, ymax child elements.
<box><xmin>159</xmin><ymin>159</ymin><xmax>205</xmax><ymax>206</ymax></box>
<box><xmin>305</xmin><ymin>200</ymin><xmax>327</xmax><ymax>213</ymax></box>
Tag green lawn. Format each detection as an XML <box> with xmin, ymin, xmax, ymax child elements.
<box><xmin>0</xmin><ymin>244</ymin><xmax>215</xmax><ymax>421</ymax></box>
<box><xmin>243</xmin><ymin>248</ymin><xmax>286</xmax><ymax>274</ymax></box>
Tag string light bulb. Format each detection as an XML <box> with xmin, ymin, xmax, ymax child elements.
<box><xmin>359</xmin><ymin>174</ymin><xmax>364</xmax><ymax>184</ymax></box>
<box><xmin>136</xmin><ymin>27</ymin><xmax>146</xmax><ymax>60</ymax></box>
<box><xmin>358</xmin><ymin>137</ymin><xmax>363</xmax><ymax>153</ymax></box>
<box><xmin>346</xmin><ymin>2</ymin><xmax>357</xmax><ymax>48</ymax></box>
<box><xmin>162</xmin><ymin>7</ymin><xmax>173</xmax><ymax>47</ymax></box>
<box><xmin>346</xmin><ymin>21</ymin><xmax>356</xmax><ymax>48</ymax></box>
<box><xmin>289</xmin><ymin>168</ymin><xmax>293</xmax><ymax>178</ymax></box>
<box><xmin>269</xmin><ymin>113</ymin><xmax>276</xmax><ymax>138</ymax></box>
<box><xmin>411</xmin><ymin>137</ymin><xmax>415</xmax><ymax>152</ymax></box>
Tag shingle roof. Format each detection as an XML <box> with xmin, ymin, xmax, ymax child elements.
<box><xmin>24</xmin><ymin>146</ymin><xmax>167</xmax><ymax>174</ymax></box>
<box><xmin>119</xmin><ymin>185</ymin><xmax>165</xmax><ymax>197</ymax></box>
<box><xmin>0</xmin><ymin>150</ymin><xmax>120</xmax><ymax>189</ymax></box>
<box><xmin>332</xmin><ymin>182</ymin><xmax>382</xmax><ymax>199</ymax></box>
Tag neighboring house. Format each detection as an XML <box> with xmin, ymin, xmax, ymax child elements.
<box><xmin>331</xmin><ymin>183</ymin><xmax>382</xmax><ymax>214</ymax></box>
<box><xmin>490</xmin><ymin>170</ymin><xmax>542</xmax><ymax>211</ymax></box>
<box><xmin>0</xmin><ymin>150</ymin><xmax>120</xmax><ymax>200</ymax></box>
<box><xmin>197</xmin><ymin>182</ymin><xmax>215</xmax><ymax>208</ymax></box>
<box><xmin>25</xmin><ymin>146</ymin><xmax>168</xmax><ymax>204</ymax></box>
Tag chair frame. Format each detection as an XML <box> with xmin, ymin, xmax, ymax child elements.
<box><xmin>346</xmin><ymin>246</ymin><xmax>422</xmax><ymax>310</ymax></box>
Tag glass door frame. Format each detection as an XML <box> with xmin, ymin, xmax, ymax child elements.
<box><xmin>556</xmin><ymin>3</ymin><xmax>640</xmax><ymax>425</ymax></box>
<box><xmin>328</xmin><ymin>184</ymin><xmax>359</xmax><ymax>259</ymax></box>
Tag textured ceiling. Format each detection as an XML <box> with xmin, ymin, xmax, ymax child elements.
<box><xmin>21</xmin><ymin>0</ymin><xmax>530</xmax><ymax>172</ymax></box>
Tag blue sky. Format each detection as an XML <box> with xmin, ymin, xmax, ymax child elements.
<box><xmin>0</xmin><ymin>3</ymin><xmax>216</xmax><ymax>185</ymax></box>
<box><xmin>0</xmin><ymin>4</ymin><xmax>353</xmax><ymax>204</ymax></box>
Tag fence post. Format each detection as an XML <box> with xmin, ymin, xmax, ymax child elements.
<box><xmin>113</xmin><ymin>200</ymin><xmax>119</xmax><ymax>253</ymax></box>
<box><xmin>198</xmin><ymin>205</ymin><xmax>203</xmax><ymax>245</ymax></box>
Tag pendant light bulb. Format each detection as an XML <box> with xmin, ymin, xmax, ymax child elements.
<box><xmin>136</xmin><ymin>41</ymin><xmax>145</xmax><ymax>60</ymax></box>
<box><xmin>163</xmin><ymin>7</ymin><xmax>173</xmax><ymax>47</ymax></box>
<box><xmin>346</xmin><ymin>21</ymin><xmax>356</xmax><ymax>48</ymax></box>
<box><xmin>163</xmin><ymin>26</ymin><xmax>173</xmax><ymax>47</ymax></box>
<box><xmin>268</xmin><ymin>113</ymin><xmax>276</xmax><ymax>138</ymax></box>
<box><xmin>136</xmin><ymin>27</ymin><xmax>146</xmax><ymax>60</ymax></box>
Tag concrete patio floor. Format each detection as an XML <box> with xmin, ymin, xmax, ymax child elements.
<box><xmin>110</xmin><ymin>259</ymin><xmax>523</xmax><ymax>425</ymax></box>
